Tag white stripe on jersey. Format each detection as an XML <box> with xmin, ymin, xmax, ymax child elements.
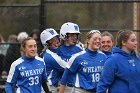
<box><xmin>98</xmin><ymin>50</ymin><xmax>106</xmax><ymax>55</ymax></box>
<box><xmin>16</xmin><ymin>87</ymin><xmax>21</xmax><ymax>93</ymax></box>
<box><xmin>47</xmin><ymin>70</ymin><xmax>53</xmax><ymax>85</ymax></box>
<box><xmin>97</xmin><ymin>50</ymin><xmax>107</xmax><ymax>58</ymax></box>
<box><xmin>46</xmin><ymin>49</ymin><xmax>67</xmax><ymax>68</ymax></box>
<box><xmin>35</xmin><ymin>56</ymin><xmax>44</xmax><ymax>62</ymax></box>
<box><xmin>66</xmin><ymin>51</ymin><xmax>86</xmax><ymax>69</ymax></box>
<box><xmin>35</xmin><ymin>56</ymin><xmax>45</xmax><ymax>65</ymax></box>
<box><xmin>75</xmin><ymin>73</ymin><xmax>80</xmax><ymax>87</ymax></box>
<box><xmin>76</xmin><ymin>43</ymin><xmax>83</xmax><ymax>50</ymax></box>
<box><xmin>7</xmin><ymin>58</ymin><xmax>24</xmax><ymax>82</ymax></box>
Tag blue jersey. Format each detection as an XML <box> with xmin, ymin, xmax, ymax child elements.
<box><xmin>61</xmin><ymin>48</ymin><xmax>107</xmax><ymax>90</ymax></box>
<box><xmin>43</xmin><ymin>48</ymin><xmax>66</xmax><ymax>86</ymax></box>
<box><xmin>102</xmin><ymin>51</ymin><xmax>112</xmax><ymax>58</ymax></box>
<box><xmin>97</xmin><ymin>47</ymin><xmax>140</xmax><ymax>93</ymax></box>
<box><xmin>5</xmin><ymin>56</ymin><xmax>47</xmax><ymax>93</ymax></box>
<box><xmin>59</xmin><ymin>44</ymin><xmax>83</xmax><ymax>86</ymax></box>
<box><xmin>59</xmin><ymin>44</ymin><xmax>82</xmax><ymax>62</ymax></box>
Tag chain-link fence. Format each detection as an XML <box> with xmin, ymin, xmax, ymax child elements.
<box><xmin>0</xmin><ymin>5</ymin><xmax>40</xmax><ymax>39</ymax></box>
<box><xmin>1</xmin><ymin>1</ymin><xmax>140</xmax><ymax>38</ymax></box>
<box><xmin>0</xmin><ymin>29</ymin><xmax>139</xmax><ymax>76</ymax></box>
<box><xmin>0</xmin><ymin>0</ymin><xmax>140</xmax><ymax>92</ymax></box>
<box><xmin>1</xmin><ymin>30</ymin><xmax>140</xmax><ymax>93</ymax></box>
<box><xmin>0</xmin><ymin>43</ymin><xmax>20</xmax><ymax>92</ymax></box>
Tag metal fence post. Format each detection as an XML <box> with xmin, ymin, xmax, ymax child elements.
<box><xmin>39</xmin><ymin>0</ymin><xmax>46</xmax><ymax>32</ymax></box>
<box><xmin>38</xmin><ymin>0</ymin><xmax>46</xmax><ymax>55</ymax></box>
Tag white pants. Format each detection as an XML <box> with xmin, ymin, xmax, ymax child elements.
<box><xmin>48</xmin><ymin>85</ymin><xmax>58</xmax><ymax>93</ymax></box>
<box><xmin>64</xmin><ymin>86</ymin><xmax>75</xmax><ymax>93</ymax></box>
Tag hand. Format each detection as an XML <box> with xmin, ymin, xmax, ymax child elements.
<box><xmin>59</xmin><ymin>84</ymin><xmax>65</xmax><ymax>93</ymax></box>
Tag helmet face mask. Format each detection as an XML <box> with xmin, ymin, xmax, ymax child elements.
<box><xmin>60</xmin><ymin>33</ymin><xmax>66</xmax><ymax>40</ymax></box>
<box><xmin>45</xmin><ymin>40</ymin><xmax>50</xmax><ymax>46</ymax></box>
<box><xmin>60</xmin><ymin>22</ymin><xmax>80</xmax><ymax>41</ymax></box>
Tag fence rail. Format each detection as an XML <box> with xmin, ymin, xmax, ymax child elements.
<box><xmin>44</xmin><ymin>0</ymin><xmax>140</xmax><ymax>3</ymax></box>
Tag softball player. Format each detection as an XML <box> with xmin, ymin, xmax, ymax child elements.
<box><xmin>59</xmin><ymin>22</ymin><xmax>83</xmax><ymax>62</ymax></box>
<box><xmin>59</xmin><ymin>30</ymin><xmax>107</xmax><ymax>93</ymax></box>
<box><xmin>59</xmin><ymin>22</ymin><xmax>83</xmax><ymax>93</ymax></box>
<box><xmin>40</xmin><ymin>28</ymin><xmax>67</xmax><ymax>93</ymax></box>
<box><xmin>97</xmin><ymin>30</ymin><xmax>140</xmax><ymax>93</ymax></box>
<box><xmin>5</xmin><ymin>37</ymin><xmax>47</xmax><ymax>93</ymax></box>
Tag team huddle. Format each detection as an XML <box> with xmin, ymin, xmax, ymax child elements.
<box><xmin>5</xmin><ymin>22</ymin><xmax>140</xmax><ymax>93</ymax></box>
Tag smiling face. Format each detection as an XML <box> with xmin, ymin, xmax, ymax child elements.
<box><xmin>87</xmin><ymin>32</ymin><xmax>101</xmax><ymax>51</ymax></box>
<box><xmin>101</xmin><ymin>36</ymin><xmax>113</xmax><ymax>52</ymax></box>
<box><xmin>22</xmin><ymin>39</ymin><xmax>37</xmax><ymax>58</ymax></box>
<box><xmin>49</xmin><ymin>36</ymin><xmax>60</xmax><ymax>49</ymax></box>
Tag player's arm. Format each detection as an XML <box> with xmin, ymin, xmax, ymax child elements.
<box><xmin>41</xmin><ymin>61</ymin><xmax>51</xmax><ymax>93</ymax></box>
<box><xmin>5</xmin><ymin>62</ymin><xmax>19</xmax><ymax>93</ymax></box>
<box><xmin>5</xmin><ymin>82</ymin><xmax>16</xmax><ymax>93</ymax></box>
<box><xmin>97</xmin><ymin>58</ymin><xmax>116</xmax><ymax>93</ymax></box>
<box><xmin>59</xmin><ymin>69</ymin><xmax>72</xmax><ymax>93</ymax></box>
<box><xmin>59</xmin><ymin>84</ymin><xmax>65</xmax><ymax>93</ymax></box>
<box><xmin>42</xmin><ymin>82</ymin><xmax>51</xmax><ymax>93</ymax></box>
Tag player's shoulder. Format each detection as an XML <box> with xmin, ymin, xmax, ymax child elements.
<box><xmin>11</xmin><ymin>57</ymin><xmax>24</xmax><ymax>67</ymax></box>
<box><xmin>97</xmin><ymin>50</ymin><xmax>107</xmax><ymax>56</ymax></box>
<box><xmin>98</xmin><ymin>50</ymin><xmax>105</xmax><ymax>54</ymax></box>
<box><xmin>75</xmin><ymin>44</ymin><xmax>83</xmax><ymax>50</ymax></box>
<box><xmin>35</xmin><ymin>56</ymin><xmax>44</xmax><ymax>62</ymax></box>
<box><xmin>35</xmin><ymin>56</ymin><xmax>46</xmax><ymax>66</ymax></box>
<box><xmin>71</xmin><ymin>50</ymin><xmax>86</xmax><ymax>60</ymax></box>
<box><xmin>75</xmin><ymin>50</ymin><xmax>85</xmax><ymax>56</ymax></box>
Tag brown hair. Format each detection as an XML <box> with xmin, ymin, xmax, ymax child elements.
<box><xmin>20</xmin><ymin>37</ymin><xmax>34</xmax><ymax>55</ymax></box>
<box><xmin>101</xmin><ymin>31</ymin><xmax>114</xmax><ymax>42</ymax></box>
<box><xmin>117</xmin><ymin>30</ymin><xmax>140</xmax><ymax>59</ymax></box>
<box><xmin>21</xmin><ymin>37</ymin><xmax>33</xmax><ymax>48</ymax></box>
<box><xmin>39</xmin><ymin>45</ymin><xmax>48</xmax><ymax>58</ymax></box>
<box><xmin>116</xmin><ymin>30</ymin><xmax>134</xmax><ymax>48</ymax></box>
